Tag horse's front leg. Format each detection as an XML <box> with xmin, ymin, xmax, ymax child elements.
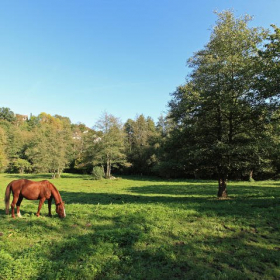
<box><xmin>48</xmin><ymin>198</ymin><xmax>53</xmax><ymax>217</ymax></box>
<box><xmin>36</xmin><ymin>198</ymin><xmax>46</xmax><ymax>217</ymax></box>
<box><xmin>11</xmin><ymin>204</ymin><xmax>15</xmax><ymax>218</ymax></box>
<box><xmin>16</xmin><ymin>195</ymin><xmax>23</xmax><ymax>218</ymax></box>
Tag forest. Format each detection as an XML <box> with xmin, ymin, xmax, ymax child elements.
<box><xmin>1</xmin><ymin>11</ymin><xmax>280</xmax><ymax>198</ymax></box>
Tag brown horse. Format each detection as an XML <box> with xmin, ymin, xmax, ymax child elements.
<box><xmin>5</xmin><ymin>179</ymin><xmax>66</xmax><ymax>218</ymax></box>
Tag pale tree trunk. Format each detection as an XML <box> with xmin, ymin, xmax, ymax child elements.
<box><xmin>106</xmin><ymin>158</ymin><xmax>111</xmax><ymax>178</ymax></box>
<box><xmin>249</xmin><ymin>170</ymin><xmax>254</xmax><ymax>181</ymax></box>
<box><xmin>101</xmin><ymin>165</ymin><xmax>105</xmax><ymax>177</ymax></box>
<box><xmin>52</xmin><ymin>168</ymin><xmax>61</xmax><ymax>179</ymax></box>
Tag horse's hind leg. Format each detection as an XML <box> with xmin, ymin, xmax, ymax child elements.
<box><xmin>16</xmin><ymin>195</ymin><xmax>23</xmax><ymax>217</ymax></box>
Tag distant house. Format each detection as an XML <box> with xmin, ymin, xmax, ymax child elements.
<box><xmin>93</xmin><ymin>137</ymin><xmax>102</xmax><ymax>143</ymax></box>
<box><xmin>16</xmin><ymin>114</ymin><xmax>28</xmax><ymax>121</ymax></box>
<box><xmin>73</xmin><ymin>132</ymin><xmax>82</xmax><ymax>140</ymax></box>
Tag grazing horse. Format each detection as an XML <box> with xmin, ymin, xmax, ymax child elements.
<box><xmin>5</xmin><ymin>179</ymin><xmax>66</xmax><ymax>218</ymax></box>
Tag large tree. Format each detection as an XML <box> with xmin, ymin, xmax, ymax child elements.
<box><xmin>25</xmin><ymin>113</ymin><xmax>73</xmax><ymax>177</ymax></box>
<box><xmin>90</xmin><ymin>112</ymin><xmax>128</xmax><ymax>178</ymax></box>
<box><xmin>169</xmin><ymin>11</ymin><xmax>273</xmax><ymax>197</ymax></box>
<box><xmin>124</xmin><ymin>115</ymin><xmax>160</xmax><ymax>175</ymax></box>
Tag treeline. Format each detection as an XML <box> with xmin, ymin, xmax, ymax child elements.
<box><xmin>1</xmin><ymin>11</ymin><xmax>280</xmax><ymax>197</ymax></box>
<box><xmin>0</xmin><ymin>109</ymin><xmax>164</xmax><ymax>178</ymax></box>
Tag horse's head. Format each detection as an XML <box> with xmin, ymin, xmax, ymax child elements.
<box><xmin>56</xmin><ymin>202</ymin><xmax>66</xmax><ymax>218</ymax></box>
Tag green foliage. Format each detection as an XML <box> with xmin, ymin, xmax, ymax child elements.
<box><xmin>258</xmin><ymin>24</ymin><xmax>280</xmax><ymax>97</ymax></box>
<box><xmin>0</xmin><ymin>173</ymin><xmax>279</xmax><ymax>279</ymax></box>
<box><xmin>124</xmin><ymin>114</ymin><xmax>160</xmax><ymax>175</ymax></box>
<box><xmin>10</xmin><ymin>158</ymin><xmax>32</xmax><ymax>174</ymax></box>
<box><xmin>92</xmin><ymin>166</ymin><xmax>104</xmax><ymax>180</ymax></box>
<box><xmin>0</xmin><ymin>107</ymin><xmax>16</xmax><ymax>122</ymax></box>
<box><xmin>0</xmin><ymin>127</ymin><xmax>8</xmax><ymax>172</ymax></box>
<box><xmin>166</xmin><ymin>11</ymin><xmax>278</xmax><ymax>194</ymax></box>
<box><xmin>25</xmin><ymin>113</ymin><xmax>73</xmax><ymax>177</ymax></box>
<box><xmin>91</xmin><ymin>112</ymin><xmax>128</xmax><ymax>178</ymax></box>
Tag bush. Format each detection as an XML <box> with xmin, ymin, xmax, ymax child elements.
<box><xmin>92</xmin><ymin>166</ymin><xmax>104</xmax><ymax>180</ymax></box>
<box><xmin>9</xmin><ymin>158</ymin><xmax>32</xmax><ymax>174</ymax></box>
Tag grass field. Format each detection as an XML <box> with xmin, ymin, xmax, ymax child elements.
<box><xmin>0</xmin><ymin>173</ymin><xmax>279</xmax><ymax>280</ymax></box>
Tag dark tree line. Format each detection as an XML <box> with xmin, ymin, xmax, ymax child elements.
<box><xmin>1</xmin><ymin>11</ymin><xmax>279</xmax><ymax>197</ymax></box>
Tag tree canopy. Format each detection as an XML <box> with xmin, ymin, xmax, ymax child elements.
<box><xmin>166</xmin><ymin>11</ymin><xmax>280</xmax><ymax>196</ymax></box>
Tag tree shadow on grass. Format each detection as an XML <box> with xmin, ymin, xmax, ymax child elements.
<box><xmin>59</xmin><ymin>182</ymin><xmax>218</xmax><ymax>206</ymax></box>
<box><xmin>129</xmin><ymin>184</ymin><xmax>216</xmax><ymax>196</ymax></box>
<box><xmin>128</xmin><ymin>183</ymin><xmax>280</xmax><ymax>197</ymax></box>
<box><xmin>120</xmin><ymin>175</ymin><xmax>217</xmax><ymax>184</ymax></box>
<box><xmin>59</xmin><ymin>180</ymin><xmax>280</xmax><ymax>206</ymax></box>
<box><xmin>3</xmin><ymin>174</ymin><xmax>53</xmax><ymax>180</ymax></box>
<box><xmin>0</xmin><ymin>206</ymin><xmax>7</xmax><ymax>215</ymax></box>
<box><xmin>59</xmin><ymin>190</ymin><xmax>210</xmax><ymax>206</ymax></box>
<box><xmin>3</xmin><ymin>180</ymin><xmax>279</xmax><ymax>221</ymax></box>
<box><xmin>3</xmin><ymin>210</ymin><xmax>279</xmax><ymax>280</ymax></box>
<box><xmin>58</xmin><ymin>190</ymin><xmax>280</xmax><ymax>225</ymax></box>
<box><xmin>2</xmin><ymin>173</ymin><xmax>91</xmax><ymax>181</ymax></box>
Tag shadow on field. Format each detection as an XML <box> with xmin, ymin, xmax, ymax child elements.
<box><xmin>4</xmin><ymin>207</ymin><xmax>279</xmax><ymax>280</ymax></box>
<box><xmin>59</xmin><ymin>180</ymin><xmax>280</xmax><ymax>205</ymax></box>
<box><xmin>121</xmin><ymin>176</ymin><xmax>217</xmax><ymax>184</ymax></box>
<box><xmin>128</xmin><ymin>184</ymin><xmax>216</xmax><ymax>196</ymax></box>
<box><xmin>4</xmin><ymin>213</ymin><xmax>193</xmax><ymax>279</ymax></box>
<box><xmin>3</xmin><ymin>173</ymin><xmax>90</xmax><ymax>181</ymax></box>
<box><xmin>59</xmin><ymin>190</ymin><xmax>211</xmax><ymax>206</ymax></box>
<box><xmin>128</xmin><ymin>183</ymin><xmax>280</xmax><ymax>197</ymax></box>
<box><xmin>58</xmin><ymin>185</ymin><xmax>280</xmax><ymax>222</ymax></box>
<box><xmin>3</xmin><ymin>174</ymin><xmax>53</xmax><ymax>180</ymax></box>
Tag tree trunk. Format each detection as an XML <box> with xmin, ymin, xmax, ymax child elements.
<box><xmin>217</xmin><ymin>176</ymin><xmax>228</xmax><ymax>198</ymax></box>
<box><xmin>106</xmin><ymin>159</ymin><xmax>111</xmax><ymax>178</ymax></box>
<box><xmin>249</xmin><ymin>170</ymin><xmax>254</xmax><ymax>181</ymax></box>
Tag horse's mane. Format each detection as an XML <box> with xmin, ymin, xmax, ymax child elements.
<box><xmin>43</xmin><ymin>180</ymin><xmax>63</xmax><ymax>204</ymax></box>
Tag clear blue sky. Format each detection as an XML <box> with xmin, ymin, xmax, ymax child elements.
<box><xmin>1</xmin><ymin>0</ymin><xmax>280</xmax><ymax>127</ymax></box>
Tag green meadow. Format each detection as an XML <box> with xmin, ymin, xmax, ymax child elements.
<box><xmin>0</xmin><ymin>173</ymin><xmax>279</xmax><ymax>280</ymax></box>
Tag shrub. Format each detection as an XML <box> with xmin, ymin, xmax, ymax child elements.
<box><xmin>92</xmin><ymin>166</ymin><xmax>104</xmax><ymax>180</ymax></box>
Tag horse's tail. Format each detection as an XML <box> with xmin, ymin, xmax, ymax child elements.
<box><xmin>5</xmin><ymin>182</ymin><xmax>12</xmax><ymax>214</ymax></box>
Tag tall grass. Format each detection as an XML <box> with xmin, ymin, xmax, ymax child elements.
<box><xmin>0</xmin><ymin>173</ymin><xmax>279</xmax><ymax>279</ymax></box>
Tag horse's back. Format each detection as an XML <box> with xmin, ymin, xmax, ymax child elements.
<box><xmin>11</xmin><ymin>179</ymin><xmax>51</xmax><ymax>200</ymax></box>
<box><xmin>9</xmin><ymin>179</ymin><xmax>28</xmax><ymax>191</ymax></box>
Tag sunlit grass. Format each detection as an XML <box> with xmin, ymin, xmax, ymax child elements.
<box><xmin>0</xmin><ymin>173</ymin><xmax>279</xmax><ymax>279</ymax></box>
